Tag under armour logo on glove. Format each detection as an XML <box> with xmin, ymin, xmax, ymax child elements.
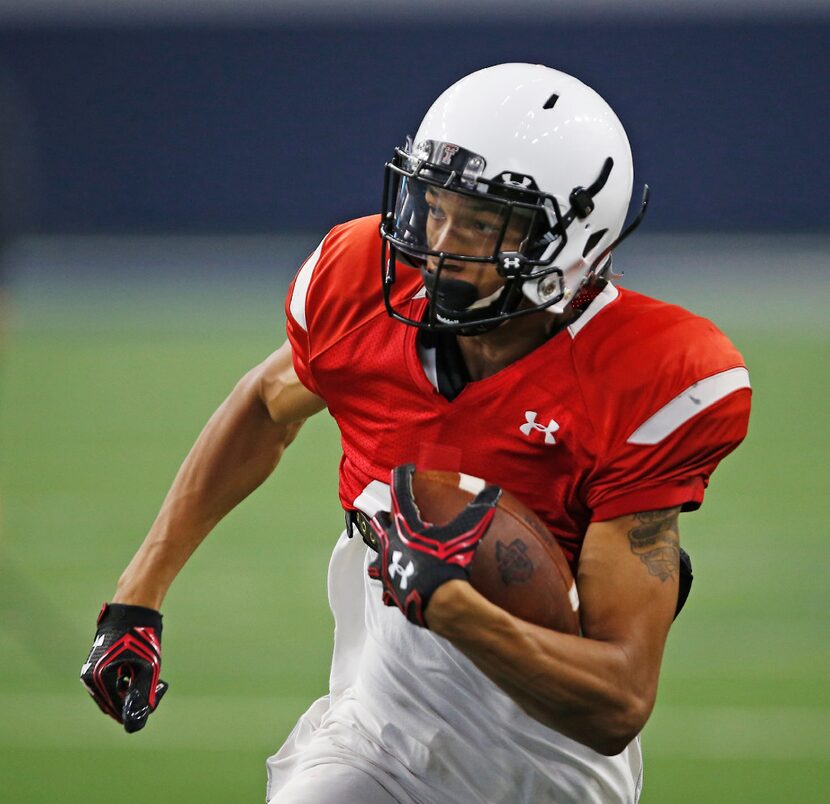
<box><xmin>389</xmin><ymin>550</ymin><xmax>415</xmax><ymax>589</ymax></box>
<box><xmin>367</xmin><ymin>464</ymin><xmax>501</xmax><ymax>627</ymax></box>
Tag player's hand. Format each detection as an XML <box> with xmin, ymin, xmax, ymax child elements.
<box><xmin>80</xmin><ymin>602</ymin><xmax>168</xmax><ymax>733</ymax></box>
<box><xmin>367</xmin><ymin>463</ymin><xmax>501</xmax><ymax>627</ymax></box>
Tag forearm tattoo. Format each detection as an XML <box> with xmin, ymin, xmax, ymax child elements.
<box><xmin>627</xmin><ymin>508</ymin><xmax>680</xmax><ymax>582</ymax></box>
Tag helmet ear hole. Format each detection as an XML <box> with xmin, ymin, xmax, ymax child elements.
<box><xmin>582</xmin><ymin>228</ymin><xmax>608</xmax><ymax>258</ymax></box>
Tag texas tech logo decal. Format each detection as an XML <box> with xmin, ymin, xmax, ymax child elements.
<box><xmin>438</xmin><ymin>143</ymin><xmax>460</xmax><ymax>165</ymax></box>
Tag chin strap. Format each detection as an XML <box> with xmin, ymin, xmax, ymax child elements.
<box><xmin>570</xmin><ymin>283</ymin><xmax>603</xmax><ymax>311</ymax></box>
<box><xmin>587</xmin><ymin>185</ymin><xmax>650</xmax><ymax>275</ymax></box>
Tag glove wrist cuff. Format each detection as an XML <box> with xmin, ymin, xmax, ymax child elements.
<box><xmin>98</xmin><ymin>602</ymin><xmax>163</xmax><ymax>634</ymax></box>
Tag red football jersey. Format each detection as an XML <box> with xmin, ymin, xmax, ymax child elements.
<box><xmin>285</xmin><ymin>215</ymin><xmax>751</xmax><ymax>567</ymax></box>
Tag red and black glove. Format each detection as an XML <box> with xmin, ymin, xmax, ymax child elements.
<box><xmin>367</xmin><ymin>464</ymin><xmax>501</xmax><ymax>627</ymax></box>
<box><xmin>80</xmin><ymin>602</ymin><xmax>168</xmax><ymax>733</ymax></box>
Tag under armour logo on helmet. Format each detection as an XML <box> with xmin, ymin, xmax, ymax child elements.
<box><xmin>520</xmin><ymin>411</ymin><xmax>560</xmax><ymax>445</ymax></box>
<box><xmin>388</xmin><ymin>550</ymin><xmax>415</xmax><ymax>589</ymax></box>
<box><xmin>502</xmin><ymin>255</ymin><xmax>523</xmax><ymax>271</ymax></box>
<box><xmin>495</xmin><ymin>171</ymin><xmax>539</xmax><ymax>190</ymax></box>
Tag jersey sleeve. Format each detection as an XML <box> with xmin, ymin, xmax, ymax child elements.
<box><xmin>586</xmin><ymin>374</ymin><xmax>751</xmax><ymax>521</ymax></box>
<box><xmin>285</xmin><ymin>235</ymin><xmax>327</xmax><ymax>396</ymax></box>
<box><xmin>283</xmin><ymin>214</ymin><xmax>392</xmax><ymax>399</ymax></box>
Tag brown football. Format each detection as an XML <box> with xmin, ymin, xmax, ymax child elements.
<box><xmin>410</xmin><ymin>468</ymin><xmax>581</xmax><ymax>635</ymax></box>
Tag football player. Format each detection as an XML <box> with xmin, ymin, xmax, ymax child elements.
<box><xmin>81</xmin><ymin>64</ymin><xmax>751</xmax><ymax>803</ymax></box>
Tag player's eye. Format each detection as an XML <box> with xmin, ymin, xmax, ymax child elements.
<box><xmin>426</xmin><ymin>201</ymin><xmax>446</xmax><ymax>220</ymax></box>
<box><xmin>474</xmin><ymin>219</ymin><xmax>499</xmax><ymax>235</ymax></box>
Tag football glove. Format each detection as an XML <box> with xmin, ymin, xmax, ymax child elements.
<box><xmin>367</xmin><ymin>464</ymin><xmax>501</xmax><ymax>628</ymax></box>
<box><xmin>80</xmin><ymin>602</ymin><xmax>168</xmax><ymax>733</ymax></box>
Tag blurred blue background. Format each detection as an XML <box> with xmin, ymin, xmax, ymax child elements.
<box><xmin>0</xmin><ymin>1</ymin><xmax>828</xmax><ymax>237</ymax></box>
<box><xmin>1</xmin><ymin>3</ymin><xmax>829</xmax><ymax>804</ymax></box>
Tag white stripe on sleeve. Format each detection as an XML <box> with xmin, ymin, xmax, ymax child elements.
<box><xmin>626</xmin><ymin>367</ymin><xmax>751</xmax><ymax>445</ymax></box>
<box><xmin>288</xmin><ymin>236</ymin><xmax>325</xmax><ymax>332</ymax></box>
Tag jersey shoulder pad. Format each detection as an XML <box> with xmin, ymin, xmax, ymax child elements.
<box><xmin>571</xmin><ymin>286</ymin><xmax>749</xmax><ymax>447</ymax></box>
<box><xmin>287</xmin><ymin>214</ymin><xmax>422</xmax><ymax>342</ymax></box>
<box><xmin>287</xmin><ymin>214</ymin><xmax>383</xmax><ymax>338</ymax></box>
<box><xmin>573</xmin><ymin>288</ymin><xmax>751</xmax><ymax>519</ymax></box>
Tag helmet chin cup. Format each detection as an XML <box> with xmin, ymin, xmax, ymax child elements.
<box><xmin>420</xmin><ymin>268</ymin><xmax>479</xmax><ymax>311</ymax></box>
<box><xmin>418</xmin><ymin>265</ymin><xmax>514</xmax><ymax>334</ymax></box>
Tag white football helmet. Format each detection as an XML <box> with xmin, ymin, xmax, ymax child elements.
<box><xmin>380</xmin><ymin>63</ymin><xmax>647</xmax><ymax>333</ymax></box>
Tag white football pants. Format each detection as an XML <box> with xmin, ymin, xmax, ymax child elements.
<box><xmin>268</xmin><ymin>762</ymin><xmax>401</xmax><ymax>803</ymax></box>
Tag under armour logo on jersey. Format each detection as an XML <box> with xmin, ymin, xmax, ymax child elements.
<box><xmin>520</xmin><ymin>411</ymin><xmax>560</xmax><ymax>444</ymax></box>
<box><xmin>388</xmin><ymin>550</ymin><xmax>415</xmax><ymax>589</ymax></box>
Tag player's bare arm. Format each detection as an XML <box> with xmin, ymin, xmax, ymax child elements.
<box><xmin>425</xmin><ymin>506</ymin><xmax>681</xmax><ymax>756</ymax></box>
<box><xmin>82</xmin><ymin>341</ymin><xmax>324</xmax><ymax>730</ymax></box>
<box><xmin>113</xmin><ymin>340</ymin><xmax>325</xmax><ymax>610</ymax></box>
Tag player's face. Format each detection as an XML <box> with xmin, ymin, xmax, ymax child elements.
<box><xmin>424</xmin><ymin>187</ymin><xmax>531</xmax><ymax>300</ymax></box>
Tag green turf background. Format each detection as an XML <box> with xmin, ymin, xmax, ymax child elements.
<box><xmin>1</xmin><ymin>246</ymin><xmax>828</xmax><ymax>802</ymax></box>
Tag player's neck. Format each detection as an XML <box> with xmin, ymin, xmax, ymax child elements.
<box><xmin>457</xmin><ymin>308</ymin><xmax>574</xmax><ymax>381</ymax></box>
